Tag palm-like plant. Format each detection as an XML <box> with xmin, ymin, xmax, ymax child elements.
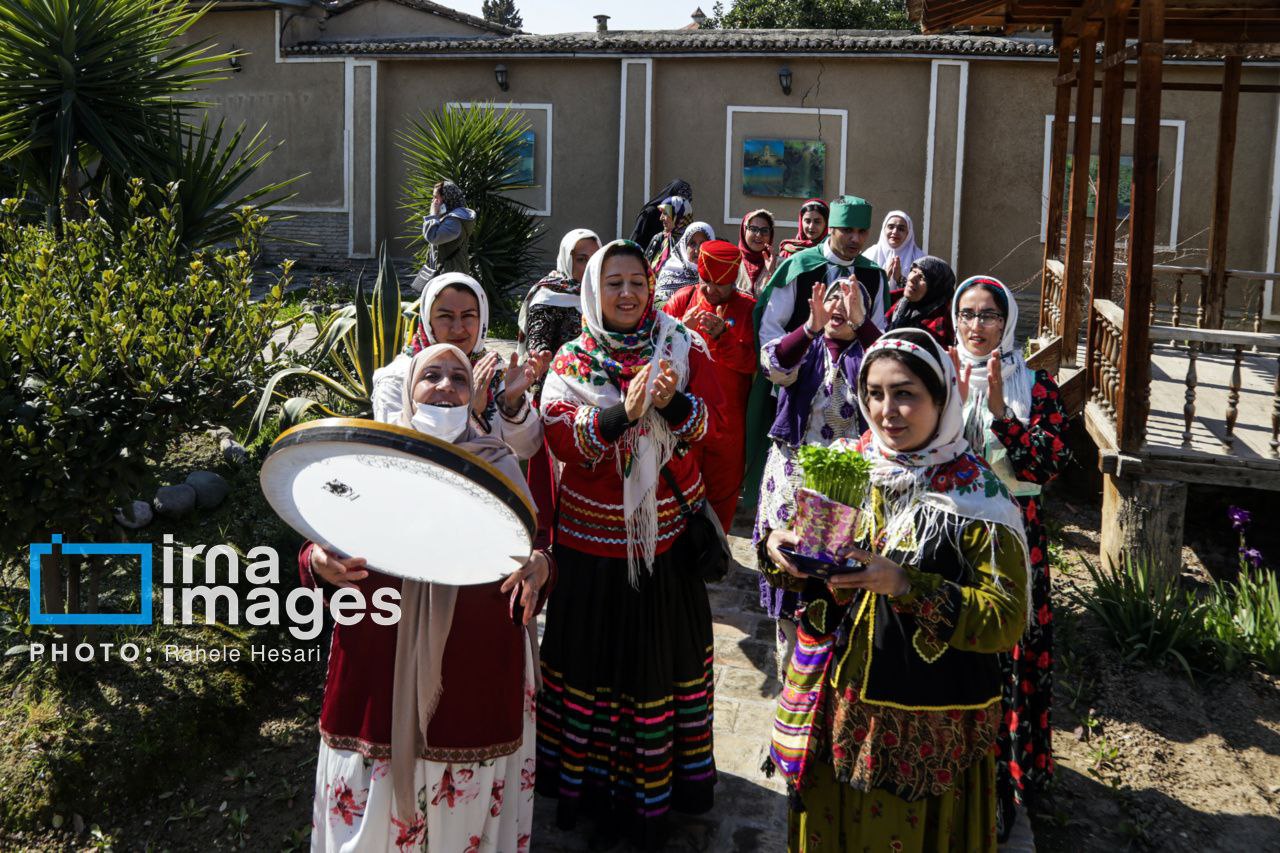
<box><xmin>0</xmin><ymin>0</ymin><xmax>232</xmax><ymax>221</ymax></box>
<box><xmin>102</xmin><ymin>113</ymin><xmax>303</xmax><ymax>250</ymax></box>
<box><xmin>249</xmin><ymin>242</ymin><xmax>414</xmax><ymax>438</ymax></box>
<box><xmin>400</xmin><ymin>105</ymin><xmax>543</xmax><ymax>314</ymax></box>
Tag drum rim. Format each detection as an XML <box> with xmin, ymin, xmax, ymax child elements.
<box><xmin>265</xmin><ymin>417</ymin><xmax>536</xmax><ymax>538</ymax></box>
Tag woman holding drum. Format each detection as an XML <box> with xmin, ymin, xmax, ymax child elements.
<box><xmin>302</xmin><ymin>343</ymin><xmax>553</xmax><ymax>852</ymax></box>
<box><xmin>536</xmin><ymin>240</ymin><xmax>724</xmax><ymax>849</ymax></box>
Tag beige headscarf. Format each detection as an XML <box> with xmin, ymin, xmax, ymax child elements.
<box><xmin>390</xmin><ymin>344</ymin><xmax>538</xmax><ymax>820</ymax></box>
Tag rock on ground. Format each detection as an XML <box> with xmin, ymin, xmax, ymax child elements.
<box><xmin>152</xmin><ymin>484</ymin><xmax>197</xmax><ymax>518</ymax></box>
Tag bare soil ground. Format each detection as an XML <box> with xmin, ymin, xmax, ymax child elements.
<box><xmin>1030</xmin><ymin>494</ymin><xmax>1280</xmax><ymax>853</ymax></box>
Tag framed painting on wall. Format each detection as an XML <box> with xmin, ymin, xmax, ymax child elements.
<box><xmin>743</xmin><ymin>138</ymin><xmax>825</xmax><ymax>198</ymax></box>
<box><xmin>511</xmin><ymin>130</ymin><xmax>536</xmax><ymax>185</ymax></box>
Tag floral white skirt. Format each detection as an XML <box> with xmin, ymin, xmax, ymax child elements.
<box><xmin>311</xmin><ymin>637</ymin><xmax>536</xmax><ymax>852</ymax></box>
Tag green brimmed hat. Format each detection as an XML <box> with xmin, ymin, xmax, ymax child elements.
<box><xmin>828</xmin><ymin>195</ymin><xmax>872</xmax><ymax>229</ymax></box>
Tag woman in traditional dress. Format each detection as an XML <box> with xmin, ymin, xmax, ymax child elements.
<box><xmin>777</xmin><ymin>198</ymin><xmax>829</xmax><ymax>260</ymax></box>
<box><xmin>411</xmin><ymin>181</ymin><xmax>476</xmax><ymax>292</ymax></box>
<box><xmin>644</xmin><ymin>196</ymin><xmax>694</xmax><ymax>271</ymax></box>
<box><xmin>516</xmin><ymin>228</ymin><xmax>600</xmax><ymax>398</ymax></box>
<box><xmin>304</xmin><ymin>343</ymin><xmax>554</xmax><ymax>852</ymax></box>
<box><xmin>536</xmin><ymin>240</ymin><xmax>724</xmax><ymax>849</ymax></box>
<box><xmin>863</xmin><ymin>210</ymin><xmax>925</xmax><ymax>295</ymax></box>
<box><xmin>629</xmin><ymin>178</ymin><xmax>693</xmax><ymax>249</ymax></box>
<box><xmin>950</xmin><ymin>275</ymin><xmax>1071</xmax><ymax>839</ymax></box>
<box><xmin>515</xmin><ymin>227</ymin><xmax>601</xmax><ymax>536</ymax></box>
<box><xmin>382</xmin><ymin>273</ymin><xmax>547</xmax><ymax>459</ymax></box>
<box><xmin>762</xmin><ymin>327</ymin><xmax>1029</xmax><ymax>852</ymax></box>
<box><xmin>738</xmin><ymin>208</ymin><xmax>776</xmax><ymax>296</ymax></box>
<box><xmin>754</xmin><ymin>278</ymin><xmax>870</xmax><ymax>675</ymax></box>
<box><xmin>655</xmin><ymin>221</ymin><xmax>715</xmax><ymax>304</ymax></box>
<box><xmin>887</xmin><ymin>255</ymin><xmax>957</xmax><ymax>348</ymax></box>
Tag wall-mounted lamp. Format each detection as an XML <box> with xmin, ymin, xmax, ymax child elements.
<box><xmin>229</xmin><ymin>47</ymin><xmax>242</xmax><ymax>73</ymax></box>
<box><xmin>778</xmin><ymin>66</ymin><xmax>792</xmax><ymax>96</ymax></box>
<box><xmin>494</xmin><ymin>64</ymin><xmax>509</xmax><ymax>91</ymax></box>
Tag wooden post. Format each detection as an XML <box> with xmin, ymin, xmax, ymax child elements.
<box><xmin>1204</xmin><ymin>56</ymin><xmax>1242</xmax><ymax>330</ymax></box>
<box><xmin>1116</xmin><ymin>0</ymin><xmax>1165</xmax><ymax>453</ymax></box>
<box><xmin>1040</xmin><ymin>25</ymin><xmax>1075</xmax><ymax>339</ymax></box>
<box><xmin>1101</xmin><ymin>474</ymin><xmax>1187</xmax><ymax>582</ymax></box>
<box><xmin>1059</xmin><ymin>27</ymin><xmax>1098</xmax><ymax>368</ymax></box>
<box><xmin>1086</xmin><ymin>8</ymin><xmax>1131</xmax><ymax>404</ymax></box>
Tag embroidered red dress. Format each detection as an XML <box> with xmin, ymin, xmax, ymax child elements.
<box><xmin>536</xmin><ymin>346</ymin><xmax>725</xmax><ymax>847</ymax></box>
<box><xmin>662</xmin><ymin>284</ymin><xmax>758</xmax><ymax>528</ymax></box>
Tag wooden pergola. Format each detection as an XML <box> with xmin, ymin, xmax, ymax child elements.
<box><xmin>910</xmin><ymin>0</ymin><xmax>1280</xmax><ymax>575</ymax></box>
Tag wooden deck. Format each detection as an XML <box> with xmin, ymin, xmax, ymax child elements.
<box><xmin>1082</xmin><ymin>336</ymin><xmax>1280</xmax><ymax>490</ymax></box>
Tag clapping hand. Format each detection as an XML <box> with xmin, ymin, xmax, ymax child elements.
<box><xmin>948</xmin><ymin>347</ymin><xmax>971</xmax><ymax>403</ymax></box>
<box><xmin>805</xmin><ymin>282</ymin><xmax>832</xmax><ymax>335</ymax></box>
<box><xmin>985</xmin><ymin>354</ymin><xmax>1005</xmax><ymax>417</ymax></box>
<box><xmin>886</xmin><ymin>255</ymin><xmax>902</xmax><ymax>286</ymax></box>
<box><xmin>650</xmin><ymin>358</ymin><xmax>680</xmax><ymax>409</ymax></box>
<box><xmin>688</xmin><ymin>309</ymin><xmax>726</xmax><ymax>340</ymax></box>
<box><xmin>624</xmin><ymin>364</ymin><xmax>652</xmax><ymax>421</ymax></box>
<box><xmin>498</xmin><ymin>350</ymin><xmax>552</xmax><ymax>412</ymax></box>
<box><xmin>471</xmin><ymin>351</ymin><xmax>501</xmax><ymax>417</ymax></box>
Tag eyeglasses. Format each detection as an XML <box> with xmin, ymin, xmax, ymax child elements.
<box><xmin>744</xmin><ymin>225</ymin><xmax>771</xmax><ymax>235</ymax></box>
<box><xmin>957</xmin><ymin>310</ymin><xmax>1005</xmax><ymax>327</ymax></box>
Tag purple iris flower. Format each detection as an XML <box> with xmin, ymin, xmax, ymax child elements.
<box><xmin>1239</xmin><ymin>547</ymin><xmax>1264</xmax><ymax>569</ymax></box>
<box><xmin>1228</xmin><ymin>506</ymin><xmax>1252</xmax><ymax>532</ymax></box>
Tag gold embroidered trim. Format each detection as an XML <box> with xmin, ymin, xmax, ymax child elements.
<box><xmin>320</xmin><ymin>729</ymin><xmax>523</xmax><ymax>763</ymax></box>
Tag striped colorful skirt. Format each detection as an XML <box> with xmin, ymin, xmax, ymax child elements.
<box><xmin>535</xmin><ymin>538</ymin><xmax>716</xmax><ymax>848</ymax></box>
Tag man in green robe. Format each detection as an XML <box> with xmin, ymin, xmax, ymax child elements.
<box><xmin>741</xmin><ymin>196</ymin><xmax>887</xmax><ymax>509</ymax></box>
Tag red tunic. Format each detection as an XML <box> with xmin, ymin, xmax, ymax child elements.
<box><xmin>300</xmin><ymin>535</ymin><xmax>554</xmax><ymax>761</ymax></box>
<box><xmin>662</xmin><ymin>285</ymin><xmax>757</xmax><ymax>528</ymax></box>
<box><xmin>544</xmin><ymin>347</ymin><xmax>724</xmax><ymax>557</ymax></box>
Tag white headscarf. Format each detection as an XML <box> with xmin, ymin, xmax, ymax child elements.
<box><xmin>863</xmin><ymin>210</ymin><xmax>925</xmax><ymax>285</ymax></box>
<box><xmin>855</xmin><ymin>329</ymin><xmax>1028</xmax><ymax>597</ymax></box>
<box><xmin>555</xmin><ymin>228</ymin><xmax>600</xmax><ymax>282</ymax></box>
<box><xmin>656</xmin><ymin>221</ymin><xmax>715</xmax><ymax>295</ymax></box>
<box><xmin>418</xmin><ymin>272</ymin><xmax>489</xmax><ymax>356</ymax></box>
<box><xmin>540</xmin><ymin>240</ymin><xmax>708</xmax><ymax>583</ymax></box>
<box><xmin>951</xmin><ymin>275</ymin><xmax>1037</xmax><ymax>496</ymax></box>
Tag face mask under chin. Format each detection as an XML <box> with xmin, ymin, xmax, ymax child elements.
<box><xmin>410</xmin><ymin>402</ymin><xmax>471</xmax><ymax>443</ymax></box>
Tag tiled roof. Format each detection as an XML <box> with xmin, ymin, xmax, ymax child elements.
<box><xmin>283</xmin><ymin>28</ymin><xmax>1061</xmax><ymax>58</ymax></box>
<box><xmin>329</xmin><ymin>0</ymin><xmax>518</xmax><ymax>35</ymax></box>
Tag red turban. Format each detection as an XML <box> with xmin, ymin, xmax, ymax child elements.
<box><xmin>697</xmin><ymin>239</ymin><xmax>742</xmax><ymax>286</ymax></box>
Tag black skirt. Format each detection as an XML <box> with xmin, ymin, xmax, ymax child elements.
<box><xmin>536</xmin><ymin>534</ymin><xmax>717</xmax><ymax>846</ymax></box>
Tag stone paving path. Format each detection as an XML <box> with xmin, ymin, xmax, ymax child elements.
<box><xmin>254</xmin><ymin>283</ymin><xmax>1038</xmax><ymax>851</ymax></box>
<box><xmin>530</xmin><ymin>522</ymin><xmax>1037</xmax><ymax>852</ymax></box>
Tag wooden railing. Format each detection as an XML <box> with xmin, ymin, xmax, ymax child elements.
<box><xmin>1038</xmin><ymin>259</ymin><xmax>1065</xmax><ymax>340</ymax></box>
<box><xmin>1127</xmin><ymin>263</ymin><xmax>1277</xmax><ymax>334</ymax></box>
<box><xmin>1149</xmin><ymin>324</ymin><xmax>1280</xmax><ymax>457</ymax></box>
<box><xmin>1088</xmin><ymin>298</ymin><xmax>1126</xmax><ymax>425</ymax></box>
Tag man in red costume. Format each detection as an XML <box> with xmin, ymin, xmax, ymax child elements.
<box><xmin>663</xmin><ymin>239</ymin><xmax>758</xmax><ymax>530</ymax></box>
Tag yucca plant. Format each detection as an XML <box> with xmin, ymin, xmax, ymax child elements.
<box><xmin>249</xmin><ymin>242</ymin><xmax>413</xmax><ymax>438</ymax></box>
<box><xmin>399</xmin><ymin>104</ymin><xmax>543</xmax><ymax>313</ymax></box>
<box><xmin>1080</xmin><ymin>552</ymin><xmax>1204</xmax><ymax>680</ymax></box>
<box><xmin>0</xmin><ymin>0</ymin><xmax>233</xmax><ymax>224</ymax></box>
<box><xmin>101</xmin><ymin>113</ymin><xmax>303</xmax><ymax>250</ymax></box>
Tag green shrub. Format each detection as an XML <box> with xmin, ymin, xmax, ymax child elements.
<box><xmin>0</xmin><ymin>188</ymin><xmax>286</xmax><ymax>551</ymax></box>
<box><xmin>1081</xmin><ymin>553</ymin><xmax>1203</xmax><ymax>680</ymax></box>
<box><xmin>1201</xmin><ymin>566</ymin><xmax>1280</xmax><ymax>675</ymax></box>
<box><xmin>0</xmin><ymin>0</ymin><xmax>232</xmax><ymax>223</ymax></box>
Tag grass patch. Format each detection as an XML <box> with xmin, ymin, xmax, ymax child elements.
<box><xmin>0</xmin><ymin>431</ymin><xmax>317</xmax><ymax>833</ymax></box>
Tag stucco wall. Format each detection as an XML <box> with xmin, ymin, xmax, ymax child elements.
<box><xmin>375</xmin><ymin>58</ymin><xmax>621</xmax><ymax>262</ymax></box>
<box><xmin>179</xmin><ymin>9</ymin><xmax>1280</xmax><ymax>314</ymax></box>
